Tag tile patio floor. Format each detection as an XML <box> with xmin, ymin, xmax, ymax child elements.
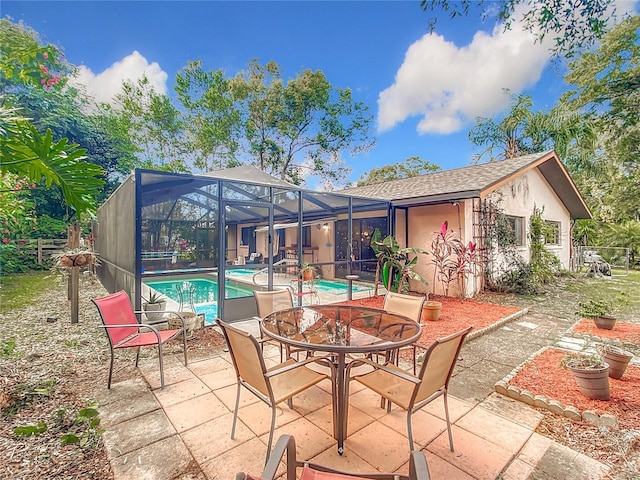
<box><xmin>96</xmin><ymin>322</ymin><xmax>611</xmax><ymax>480</ymax></box>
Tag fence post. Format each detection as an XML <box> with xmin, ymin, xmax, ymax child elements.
<box><xmin>68</xmin><ymin>223</ymin><xmax>81</xmax><ymax>324</ymax></box>
<box><xmin>37</xmin><ymin>238</ymin><xmax>43</xmax><ymax>265</ymax></box>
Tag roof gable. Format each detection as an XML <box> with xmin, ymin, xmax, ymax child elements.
<box><xmin>341</xmin><ymin>151</ymin><xmax>590</xmax><ymax>219</ymax></box>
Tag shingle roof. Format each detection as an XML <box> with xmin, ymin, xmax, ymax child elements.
<box><xmin>341</xmin><ymin>151</ymin><xmax>591</xmax><ymax>219</ymax></box>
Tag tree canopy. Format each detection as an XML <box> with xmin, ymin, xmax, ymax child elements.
<box><xmin>356</xmin><ymin>156</ymin><xmax>441</xmax><ymax>186</ymax></box>
<box><xmin>420</xmin><ymin>0</ymin><xmax>624</xmax><ymax>58</ymax></box>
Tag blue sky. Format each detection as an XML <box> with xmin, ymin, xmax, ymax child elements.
<box><xmin>4</xmin><ymin>1</ymin><xmax>637</xmax><ymax>188</ymax></box>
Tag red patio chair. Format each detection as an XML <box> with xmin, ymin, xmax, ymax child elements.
<box><xmin>237</xmin><ymin>434</ymin><xmax>431</xmax><ymax>480</ymax></box>
<box><xmin>92</xmin><ymin>290</ymin><xmax>188</xmax><ymax>389</ymax></box>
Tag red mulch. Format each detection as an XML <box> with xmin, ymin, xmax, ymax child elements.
<box><xmin>572</xmin><ymin>319</ymin><xmax>640</xmax><ymax>343</ymax></box>
<box><xmin>338</xmin><ymin>294</ymin><xmax>522</xmax><ymax>347</ymax></box>
<box><xmin>508</xmin><ymin>347</ymin><xmax>640</xmax><ymax>430</ymax></box>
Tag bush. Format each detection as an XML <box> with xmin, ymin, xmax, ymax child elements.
<box><xmin>0</xmin><ymin>243</ymin><xmax>46</xmax><ymax>275</ymax></box>
<box><xmin>493</xmin><ymin>260</ymin><xmax>541</xmax><ymax>295</ymax></box>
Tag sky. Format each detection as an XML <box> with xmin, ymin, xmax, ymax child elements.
<box><xmin>3</xmin><ymin>1</ymin><xmax>638</xmax><ymax>188</ymax></box>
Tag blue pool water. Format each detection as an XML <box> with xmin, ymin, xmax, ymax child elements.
<box><xmin>313</xmin><ymin>279</ymin><xmax>372</xmax><ymax>295</ymax></box>
<box><xmin>145</xmin><ymin>278</ymin><xmax>254</xmax><ymax>324</ymax></box>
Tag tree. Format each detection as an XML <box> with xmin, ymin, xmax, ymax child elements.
<box><xmin>560</xmin><ymin>16</ymin><xmax>640</xmax><ymax>223</ymax></box>
<box><xmin>420</xmin><ymin>0</ymin><xmax>623</xmax><ymax>58</ymax></box>
<box><xmin>469</xmin><ymin>91</ymin><xmax>595</xmax><ymax>163</ymax></box>
<box><xmin>356</xmin><ymin>156</ymin><xmax>441</xmax><ymax>186</ymax></box>
<box><xmin>114</xmin><ymin>76</ymin><xmax>189</xmax><ymax>172</ymax></box>
<box><xmin>177</xmin><ymin>59</ymin><xmax>375</xmax><ymax>186</ymax></box>
<box><xmin>0</xmin><ymin>19</ymin><xmax>104</xmax><ymax>218</ymax></box>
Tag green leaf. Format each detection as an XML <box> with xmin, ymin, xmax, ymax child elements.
<box><xmin>14</xmin><ymin>422</ymin><xmax>47</xmax><ymax>437</ymax></box>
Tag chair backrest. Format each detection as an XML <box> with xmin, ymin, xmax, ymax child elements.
<box><xmin>383</xmin><ymin>292</ymin><xmax>426</xmax><ymax>323</ymax></box>
<box><xmin>92</xmin><ymin>291</ymin><xmax>140</xmax><ymax>346</ymax></box>
<box><xmin>218</xmin><ymin>320</ymin><xmax>271</xmax><ymax>398</ymax></box>
<box><xmin>415</xmin><ymin>326</ymin><xmax>472</xmax><ymax>403</ymax></box>
<box><xmin>254</xmin><ymin>289</ymin><xmax>294</xmax><ymax>318</ymax></box>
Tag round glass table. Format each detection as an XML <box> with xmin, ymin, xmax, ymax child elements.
<box><xmin>261</xmin><ymin>304</ymin><xmax>421</xmax><ymax>454</ymax></box>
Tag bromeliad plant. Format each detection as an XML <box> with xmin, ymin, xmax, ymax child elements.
<box><xmin>370</xmin><ymin>229</ymin><xmax>428</xmax><ymax>295</ymax></box>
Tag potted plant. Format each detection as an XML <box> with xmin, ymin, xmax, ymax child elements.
<box><xmin>300</xmin><ymin>263</ymin><xmax>317</xmax><ymax>281</ymax></box>
<box><xmin>143</xmin><ymin>291</ymin><xmax>167</xmax><ymax>322</ymax></box>
<box><xmin>576</xmin><ymin>291</ymin><xmax>629</xmax><ymax>330</ymax></box>
<box><xmin>423</xmin><ymin>296</ymin><xmax>442</xmax><ymax>321</ymax></box>
<box><xmin>598</xmin><ymin>344</ymin><xmax>634</xmax><ymax>379</ymax></box>
<box><xmin>560</xmin><ymin>351</ymin><xmax>610</xmax><ymax>400</ymax></box>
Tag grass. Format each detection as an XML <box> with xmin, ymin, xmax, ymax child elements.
<box><xmin>0</xmin><ymin>271</ymin><xmax>53</xmax><ymax>314</ymax></box>
<box><xmin>564</xmin><ymin>269</ymin><xmax>640</xmax><ymax>316</ymax></box>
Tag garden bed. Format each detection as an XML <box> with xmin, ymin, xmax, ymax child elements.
<box><xmin>570</xmin><ymin>318</ymin><xmax>640</xmax><ymax>345</ymax></box>
<box><xmin>498</xmin><ymin>347</ymin><xmax>640</xmax><ymax>430</ymax></box>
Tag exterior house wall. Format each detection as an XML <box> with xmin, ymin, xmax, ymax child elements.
<box><xmin>487</xmin><ymin>168</ymin><xmax>571</xmax><ymax>269</ymax></box>
<box><xmin>405</xmin><ymin>203</ymin><xmax>465</xmax><ymax>297</ymax></box>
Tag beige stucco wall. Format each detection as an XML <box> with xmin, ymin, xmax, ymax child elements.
<box><xmin>488</xmin><ymin>167</ymin><xmax>571</xmax><ymax>269</ymax></box>
<box><xmin>404</xmin><ymin>202</ymin><xmax>465</xmax><ymax>297</ymax></box>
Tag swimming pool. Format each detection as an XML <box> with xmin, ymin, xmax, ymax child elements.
<box><xmin>144</xmin><ymin>276</ymin><xmax>373</xmax><ymax>324</ymax></box>
<box><xmin>144</xmin><ymin>278</ymin><xmax>255</xmax><ymax>324</ymax></box>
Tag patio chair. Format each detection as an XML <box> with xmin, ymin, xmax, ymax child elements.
<box><xmin>218</xmin><ymin>320</ymin><xmax>331</xmax><ymax>459</ymax></box>
<box><xmin>347</xmin><ymin>326</ymin><xmax>472</xmax><ymax>452</ymax></box>
<box><xmin>92</xmin><ymin>290</ymin><xmax>188</xmax><ymax>389</ymax></box>
<box><xmin>237</xmin><ymin>434</ymin><xmax>431</xmax><ymax>480</ymax></box>
<box><xmin>382</xmin><ymin>292</ymin><xmax>426</xmax><ymax>373</ymax></box>
<box><xmin>254</xmin><ymin>289</ymin><xmax>306</xmax><ymax>361</ymax></box>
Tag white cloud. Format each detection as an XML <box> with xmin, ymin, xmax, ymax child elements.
<box><xmin>377</xmin><ymin>18</ymin><xmax>550</xmax><ymax>135</ymax></box>
<box><xmin>71</xmin><ymin>51</ymin><xmax>168</xmax><ymax>105</ymax></box>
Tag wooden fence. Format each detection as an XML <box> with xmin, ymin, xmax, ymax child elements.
<box><xmin>14</xmin><ymin>238</ymin><xmax>68</xmax><ymax>264</ymax></box>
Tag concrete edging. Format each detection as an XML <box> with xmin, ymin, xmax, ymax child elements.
<box><xmin>467</xmin><ymin>307</ymin><xmax>530</xmax><ymax>342</ymax></box>
<box><xmin>494</xmin><ymin>345</ymin><xmax>619</xmax><ymax>428</ymax></box>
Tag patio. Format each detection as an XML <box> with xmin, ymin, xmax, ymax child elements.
<box><xmin>96</xmin><ymin>319</ymin><xmax>611</xmax><ymax>480</ymax></box>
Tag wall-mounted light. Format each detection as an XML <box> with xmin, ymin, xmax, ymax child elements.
<box><xmin>322</xmin><ymin>223</ymin><xmax>329</xmax><ymax>232</ymax></box>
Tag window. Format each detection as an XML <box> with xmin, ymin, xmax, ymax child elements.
<box><xmin>544</xmin><ymin>221</ymin><xmax>561</xmax><ymax>245</ymax></box>
<box><xmin>504</xmin><ymin>216</ymin><xmax>525</xmax><ymax>246</ymax></box>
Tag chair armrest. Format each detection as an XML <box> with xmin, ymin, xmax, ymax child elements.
<box><xmin>265</xmin><ymin>354</ymin><xmax>332</xmax><ymax>378</ymax></box>
<box><xmin>410</xmin><ymin>451</ymin><xmax>431</xmax><ymax>480</ymax></box>
<box><xmin>262</xmin><ymin>434</ymin><xmax>296</xmax><ymax>480</ymax></box>
<box><xmin>348</xmin><ymin>356</ymin><xmax>420</xmax><ymax>384</ymax></box>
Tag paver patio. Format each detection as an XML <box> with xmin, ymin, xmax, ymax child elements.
<box><xmin>95</xmin><ymin>320</ymin><xmax>612</xmax><ymax>480</ymax></box>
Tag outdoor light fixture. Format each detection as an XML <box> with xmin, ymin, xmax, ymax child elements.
<box><xmin>322</xmin><ymin>223</ymin><xmax>329</xmax><ymax>232</ymax></box>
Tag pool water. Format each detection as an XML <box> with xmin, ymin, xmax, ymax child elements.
<box><xmin>145</xmin><ymin>278</ymin><xmax>254</xmax><ymax>324</ymax></box>
<box><xmin>313</xmin><ymin>279</ymin><xmax>372</xmax><ymax>295</ymax></box>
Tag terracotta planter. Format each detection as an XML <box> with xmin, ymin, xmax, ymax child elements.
<box><xmin>592</xmin><ymin>316</ymin><xmax>617</xmax><ymax>330</ymax></box>
<box><xmin>301</xmin><ymin>270</ymin><xmax>315</xmax><ymax>281</ymax></box>
<box><xmin>569</xmin><ymin>364</ymin><xmax>610</xmax><ymax>400</ymax></box>
<box><xmin>423</xmin><ymin>301</ymin><xmax>442</xmax><ymax>322</ymax></box>
<box><xmin>601</xmin><ymin>348</ymin><xmax>633</xmax><ymax>379</ymax></box>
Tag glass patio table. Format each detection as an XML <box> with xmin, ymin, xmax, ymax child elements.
<box><xmin>261</xmin><ymin>304</ymin><xmax>422</xmax><ymax>454</ymax></box>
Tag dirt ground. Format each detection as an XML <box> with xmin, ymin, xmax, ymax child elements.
<box><xmin>1</xmin><ymin>273</ymin><xmax>638</xmax><ymax>479</ymax></box>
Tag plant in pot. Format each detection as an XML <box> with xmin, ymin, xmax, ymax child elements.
<box><xmin>300</xmin><ymin>263</ymin><xmax>317</xmax><ymax>281</ymax></box>
<box><xmin>560</xmin><ymin>351</ymin><xmax>610</xmax><ymax>400</ymax></box>
<box><xmin>143</xmin><ymin>291</ymin><xmax>167</xmax><ymax>323</ymax></box>
<box><xmin>597</xmin><ymin>344</ymin><xmax>634</xmax><ymax>379</ymax></box>
<box><xmin>576</xmin><ymin>291</ymin><xmax>629</xmax><ymax>330</ymax></box>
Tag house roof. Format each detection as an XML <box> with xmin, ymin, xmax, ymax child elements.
<box><xmin>341</xmin><ymin>151</ymin><xmax>591</xmax><ymax>219</ymax></box>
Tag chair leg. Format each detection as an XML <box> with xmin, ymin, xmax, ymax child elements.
<box><xmin>135</xmin><ymin>347</ymin><xmax>141</xmax><ymax>367</ymax></box>
<box><xmin>266</xmin><ymin>404</ymin><xmax>277</xmax><ymax>464</ymax></box>
<box><xmin>158</xmin><ymin>343</ymin><xmax>165</xmax><ymax>389</ymax></box>
<box><xmin>182</xmin><ymin>329</ymin><xmax>188</xmax><ymax>366</ymax></box>
<box><xmin>412</xmin><ymin>346</ymin><xmax>417</xmax><ymax>375</ymax></box>
<box><xmin>407</xmin><ymin>410</ymin><xmax>416</xmax><ymax>451</ymax></box>
<box><xmin>443</xmin><ymin>391</ymin><xmax>455</xmax><ymax>452</ymax></box>
<box><xmin>231</xmin><ymin>382</ymin><xmax>241</xmax><ymax>439</ymax></box>
<box><xmin>108</xmin><ymin>348</ymin><xmax>115</xmax><ymax>389</ymax></box>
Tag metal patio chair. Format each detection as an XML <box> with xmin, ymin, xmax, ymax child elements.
<box><xmin>347</xmin><ymin>326</ymin><xmax>472</xmax><ymax>452</ymax></box>
<box><xmin>218</xmin><ymin>320</ymin><xmax>331</xmax><ymax>459</ymax></box>
<box><xmin>92</xmin><ymin>290</ymin><xmax>188</xmax><ymax>389</ymax></box>
<box><xmin>254</xmin><ymin>289</ymin><xmax>307</xmax><ymax>360</ymax></box>
<box><xmin>382</xmin><ymin>292</ymin><xmax>426</xmax><ymax>373</ymax></box>
<box><xmin>237</xmin><ymin>434</ymin><xmax>431</xmax><ymax>480</ymax></box>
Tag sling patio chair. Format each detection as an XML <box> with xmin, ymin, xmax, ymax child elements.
<box><xmin>254</xmin><ymin>288</ymin><xmax>307</xmax><ymax>361</ymax></box>
<box><xmin>237</xmin><ymin>434</ymin><xmax>431</xmax><ymax>480</ymax></box>
<box><xmin>218</xmin><ymin>320</ymin><xmax>333</xmax><ymax>459</ymax></box>
<box><xmin>347</xmin><ymin>326</ymin><xmax>472</xmax><ymax>452</ymax></box>
<box><xmin>382</xmin><ymin>292</ymin><xmax>426</xmax><ymax>373</ymax></box>
<box><xmin>92</xmin><ymin>290</ymin><xmax>188</xmax><ymax>389</ymax></box>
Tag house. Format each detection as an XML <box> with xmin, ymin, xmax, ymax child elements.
<box><xmin>340</xmin><ymin>150</ymin><xmax>591</xmax><ymax>296</ymax></box>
